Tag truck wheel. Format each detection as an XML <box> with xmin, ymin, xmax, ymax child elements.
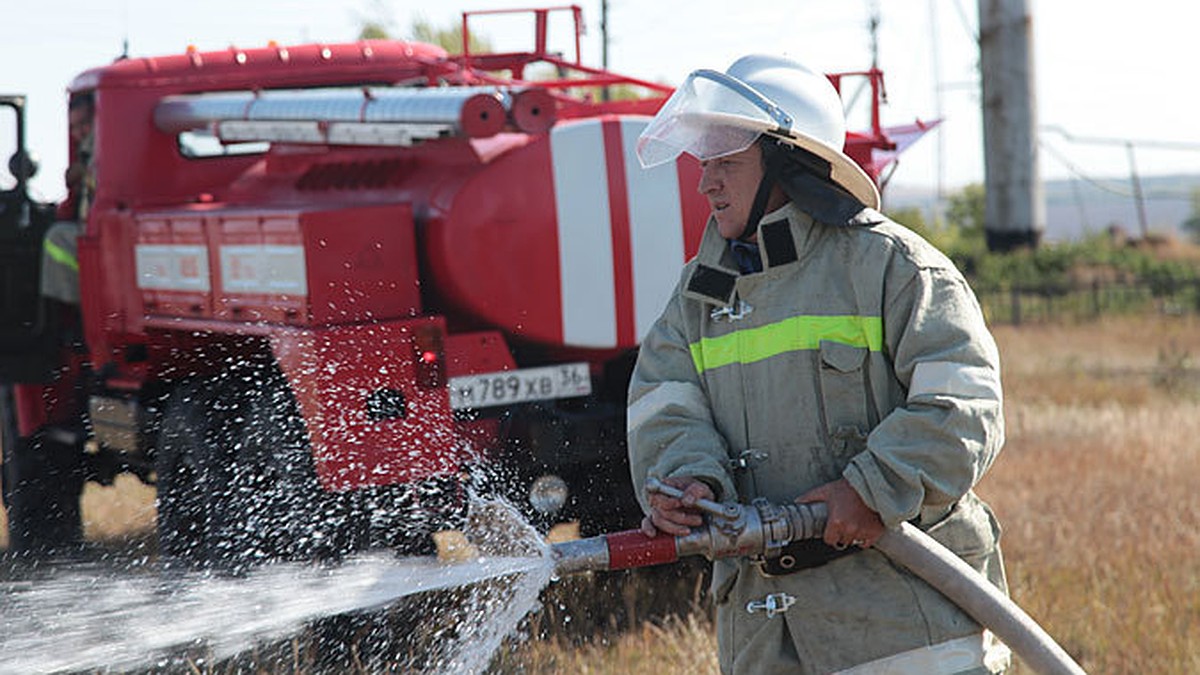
<box><xmin>155</xmin><ymin>379</ymin><xmax>223</xmax><ymax>562</ymax></box>
<box><xmin>0</xmin><ymin>385</ymin><xmax>85</xmax><ymax>553</ymax></box>
<box><xmin>219</xmin><ymin>361</ymin><xmax>351</xmax><ymax>562</ymax></box>
<box><xmin>156</xmin><ymin>363</ymin><xmax>346</xmax><ymax>569</ymax></box>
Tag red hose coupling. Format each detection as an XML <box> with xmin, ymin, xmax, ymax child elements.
<box><xmin>605</xmin><ymin>529</ymin><xmax>679</xmax><ymax>570</ymax></box>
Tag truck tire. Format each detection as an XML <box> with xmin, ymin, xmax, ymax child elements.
<box><xmin>0</xmin><ymin>385</ymin><xmax>85</xmax><ymax>553</ymax></box>
<box><xmin>154</xmin><ymin>379</ymin><xmax>216</xmax><ymax>561</ymax></box>
<box><xmin>155</xmin><ymin>362</ymin><xmax>347</xmax><ymax>569</ymax></box>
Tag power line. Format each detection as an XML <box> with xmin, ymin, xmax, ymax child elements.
<box><xmin>1040</xmin><ymin>124</ymin><xmax>1200</xmax><ymax>236</ymax></box>
<box><xmin>951</xmin><ymin>0</ymin><xmax>979</xmax><ymax>42</ymax></box>
<box><xmin>1041</xmin><ymin>125</ymin><xmax>1200</xmax><ymax>152</ymax></box>
<box><xmin>1038</xmin><ymin>140</ymin><xmax>1136</xmax><ymax>197</ymax></box>
<box><xmin>928</xmin><ymin>0</ymin><xmax>945</xmax><ymax>205</ymax></box>
<box><xmin>1039</xmin><ymin>139</ymin><xmax>1197</xmax><ymax>200</ymax></box>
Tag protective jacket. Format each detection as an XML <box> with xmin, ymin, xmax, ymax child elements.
<box><xmin>628</xmin><ymin>200</ymin><xmax>1008</xmax><ymax>674</ymax></box>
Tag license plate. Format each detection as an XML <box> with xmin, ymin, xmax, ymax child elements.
<box><xmin>448</xmin><ymin>362</ymin><xmax>592</xmax><ymax>410</ymax></box>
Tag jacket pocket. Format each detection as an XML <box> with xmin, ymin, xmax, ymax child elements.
<box><xmin>711</xmin><ymin>558</ymin><xmax>740</xmax><ymax>605</ymax></box>
<box><xmin>818</xmin><ymin>340</ymin><xmax>871</xmax><ymax>440</ymax></box>
<box><xmin>712</xmin><ymin>559</ymin><xmax>739</xmax><ymax>675</ymax></box>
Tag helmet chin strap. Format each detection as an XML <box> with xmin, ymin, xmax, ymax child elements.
<box><xmin>737</xmin><ymin>140</ymin><xmax>791</xmax><ymax>242</ymax></box>
<box><xmin>738</xmin><ymin>175</ymin><xmax>777</xmax><ymax>242</ymax></box>
<box><xmin>744</xmin><ymin>138</ymin><xmax>866</xmax><ymax>233</ymax></box>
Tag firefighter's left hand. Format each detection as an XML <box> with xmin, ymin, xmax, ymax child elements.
<box><xmin>796</xmin><ymin>478</ymin><xmax>885</xmax><ymax>549</ymax></box>
<box><xmin>641</xmin><ymin>476</ymin><xmax>714</xmax><ymax>538</ymax></box>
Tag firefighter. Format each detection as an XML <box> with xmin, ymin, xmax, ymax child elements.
<box><xmin>627</xmin><ymin>54</ymin><xmax>1010</xmax><ymax>674</ymax></box>
<box><xmin>40</xmin><ymin>92</ymin><xmax>94</xmax><ymax>306</ymax></box>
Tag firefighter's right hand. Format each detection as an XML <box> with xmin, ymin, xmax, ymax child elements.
<box><xmin>641</xmin><ymin>476</ymin><xmax>715</xmax><ymax>538</ymax></box>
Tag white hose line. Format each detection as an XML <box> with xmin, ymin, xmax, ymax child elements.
<box><xmin>875</xmin><ymin>522</ymin><xmax>1087</xmax><ymax>675</ymax></box>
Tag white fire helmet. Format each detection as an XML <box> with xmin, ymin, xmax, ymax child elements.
<box><xmin>636</xmin><ymin>54</ymin><xmax>880</xmax><ymax>209</ymax></box>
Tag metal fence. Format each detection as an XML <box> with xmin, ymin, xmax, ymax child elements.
<box><xmin>975</xmin><ymin>278</ymin><xmax>1200</xmax><ymax>325</ymax></box>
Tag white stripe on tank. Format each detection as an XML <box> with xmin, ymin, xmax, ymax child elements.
<box><xmin>551</xmin><ymin>119</ymin><xmax>617</xmax><ymax>348</ymax></box>
<box><xmin>622</xmin><ymin>117</ymin><xmax>685</xmax><ymax>342</ymax></box>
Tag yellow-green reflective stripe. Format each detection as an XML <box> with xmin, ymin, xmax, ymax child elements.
<box><xmin>44</xmin><ymin>239</ymin><xmax>79</xmax><ymax>272</ymax></box>
<box><xmin>689</xmin><ymin>315</ymin><xmax>883</xmax><ymax>373</ymax></box>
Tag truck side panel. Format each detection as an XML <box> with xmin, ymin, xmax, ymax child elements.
<box><xmin>270</xmin><ymin>317</ymin><xmax>458</xmax><ymax>491</ymax></box>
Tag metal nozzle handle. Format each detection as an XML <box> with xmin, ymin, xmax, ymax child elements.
<box><xmin>644</xmin><ymin>477</ymin><xmax>741</xmax><ymax>520</ymax></box>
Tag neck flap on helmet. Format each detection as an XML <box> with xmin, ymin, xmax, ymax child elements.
<box><xmin>741</xmin><ymin>138</ymin><xmax>866</xmax><ymax>239</ymax></box>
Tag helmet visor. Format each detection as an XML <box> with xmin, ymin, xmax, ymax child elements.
<box><xmin>636</xmin><ymin>69</ymin><xmax>782</xmax><ymax>168</ymax></box>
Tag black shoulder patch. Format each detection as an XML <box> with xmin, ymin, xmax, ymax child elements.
<box><xmin>686</xmin><ymin>264</ymin><xmax>737</xmax><ymax>304</ymax></box>
<box><xmin>760</xmin><ymin>219</ymin><xmax>798</xmax><ymax>267</ymax></box>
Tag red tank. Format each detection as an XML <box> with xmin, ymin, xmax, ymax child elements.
<box><xmin>425</xmin><ymin>117</ymin><xmax>706</xmax><ymax>353</ymax></box>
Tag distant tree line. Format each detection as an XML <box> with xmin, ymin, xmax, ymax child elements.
<box><xmin>887</xmin><ymin>184</ymin><xmax>1200</xmax><ymax>323</ymax></box>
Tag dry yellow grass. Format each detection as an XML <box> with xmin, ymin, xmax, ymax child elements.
<box><xmin>978</xmin><ymin>401</ymin><xmax>1200</xmax><ymax>674</ymax></box>
<box><xmin>79</xmin><ymin>474</ymin><xmax>158</xmax><ymax>542</ymax></box>
<box><xmin>977</xmin><ymin>315</ymin><xmax>1200</xmax><ymax>674</ymax></box>
<box><xmin>507</xmin><ymin>613</ymin><xmax>719</xmax><ymax>675</ymax></box>
<box><xmin>0</xmin><ymin>472</ymin><xmax>157</xmax><ymax>549</ymax></box>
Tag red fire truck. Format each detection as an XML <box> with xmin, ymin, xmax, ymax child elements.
<box><xmin>0</xmin><ymin>7</ymin><xmax>932</xmax><ymax>564</ymax></box>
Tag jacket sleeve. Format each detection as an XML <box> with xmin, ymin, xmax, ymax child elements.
<box><xmin>627</xmin><ymin>288</ymin><xmax>737</xmax><ymax>514</ymax></box>
<box><xmin>843</xmin><ymin>261</ymin><xmax>1005</xmax><ymax>528</ymax></box>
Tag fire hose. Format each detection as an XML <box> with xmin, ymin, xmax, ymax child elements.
<box><xmin>551</xmin><ymin>478</ymin><xmax>1086</xmax><ymax>675</ymax></box>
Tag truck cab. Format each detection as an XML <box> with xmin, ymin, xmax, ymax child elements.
<box><xmin>1</xmin><ymin>94</ymin><xmax>91</xmax><ymax>552</ymax></box>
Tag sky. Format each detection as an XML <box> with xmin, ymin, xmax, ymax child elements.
<box><xmin>3</xmin><ymin>0</ymin><xmax>1200</xmax><ymax>205</ymax></box>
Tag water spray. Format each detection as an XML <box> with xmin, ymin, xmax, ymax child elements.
<box><xmin>550</xmin><ymin>478</ymin><xmax>1087</xmax><ymax>675</ymax></box>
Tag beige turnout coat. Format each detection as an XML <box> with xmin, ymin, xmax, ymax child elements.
<box><xmin>628</xmin><ymin>201</ymin><xmax>1008</xmax><ymax>674</ymax></box>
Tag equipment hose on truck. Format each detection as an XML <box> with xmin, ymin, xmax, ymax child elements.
<box><xmin>550</xmin><ymin>478</ymin><xmax>1087</xmax><ymax>675</ymax></box>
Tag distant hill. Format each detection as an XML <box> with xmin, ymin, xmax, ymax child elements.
<box><xmin>886</xmin><ymin>174</ymin><xmax>1200</xmax><ymax>242</ymax></box>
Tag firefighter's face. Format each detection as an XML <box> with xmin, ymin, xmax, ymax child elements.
<box><xmin>698</xmin><ymin>143</ymin><xmax>782</xmax><ymax>240</ymax></box>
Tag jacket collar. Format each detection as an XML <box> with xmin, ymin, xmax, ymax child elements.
<box><xmin>682</xmin><ymin>202</ymin><xmax>886</xmax><ymax>308</ymax></box>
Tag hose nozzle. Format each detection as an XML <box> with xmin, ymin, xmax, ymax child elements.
<box><xmin>549</xmin><ymin>486</ymin><xmax>828</xmax><ymax>578</ymax></box>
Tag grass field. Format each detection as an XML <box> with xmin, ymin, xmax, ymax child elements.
<box><xmin>2</xmin><ymin>314</ymin><xmax>1197</xmax><ymax>673</ymax></box>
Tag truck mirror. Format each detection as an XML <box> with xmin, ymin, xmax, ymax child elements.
<box><xmin>7</xmin><ymin>149</ymin><xmax>37</xmax><ymax>181</ymax></box>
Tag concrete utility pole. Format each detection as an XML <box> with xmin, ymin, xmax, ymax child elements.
<box><xmin>978</xmin><ymin>0</ymin><xmax>1044</xmax><ymax>250</ymax></box>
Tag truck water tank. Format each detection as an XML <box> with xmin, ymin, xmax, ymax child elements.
<box><xmin>423</xmin><ymin>116</ymin><xmax>706</xmax><ymax>352</ymax></box>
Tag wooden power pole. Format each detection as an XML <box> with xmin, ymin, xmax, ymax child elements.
<box><xmin>978</xmin><ymin>0</ymin><xmax>1044</xmax><ymax>250</ymax></box>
